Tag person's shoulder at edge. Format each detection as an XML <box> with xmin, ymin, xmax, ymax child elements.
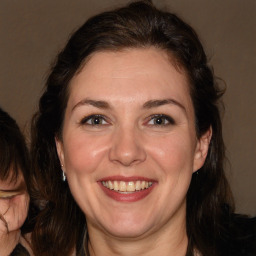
<box><xmin>222</xmin><ymin>213</ymin><xmax>256</xmax><ymax>256</ymax></box>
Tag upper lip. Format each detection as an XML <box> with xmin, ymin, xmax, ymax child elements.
<box><xmin>98</xmin><ymin>176</ymin><xmax>156</xmax><ymax>182</ymax></box>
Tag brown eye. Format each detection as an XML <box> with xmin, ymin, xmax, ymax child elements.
<box><xmin>148</xmin><ymin>115</ymin><xmax>175</xmax><ymax>126</ymax></box>
<box><xmin>154</xmin><ymin>117</ymin><xmax>165</xmax><ymax>125</ymax></box>
<box><xmin>80</xmin><ymin>115</ymin><xmax>108</xmax><ymax>126</ymax></box>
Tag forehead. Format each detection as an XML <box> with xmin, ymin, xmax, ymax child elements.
<box><xmin>68</xmin><ymin>48</ymin><xmax>192</xmax><ymax>110</ymax></box>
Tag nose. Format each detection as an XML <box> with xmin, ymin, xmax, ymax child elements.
<box><xmin>109</xmin><ymin>126</ymin><xmax>146</xmax><ymax>166</ymax></box>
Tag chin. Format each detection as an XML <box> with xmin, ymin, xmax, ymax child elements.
<box><xmin>98</xmin><ymin>211</ymin><xmax>155</xmax><ymax>239</ymax></box>
<box><xmin>106</xmin><ymin>224</ymin><xmax>151</xmax><ymax>239</ymax></box>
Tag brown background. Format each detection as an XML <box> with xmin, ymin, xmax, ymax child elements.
<box><xmin>0</xmin><ymin>0</ymin><xmax>255</xmax><ymax>215</ymax></box>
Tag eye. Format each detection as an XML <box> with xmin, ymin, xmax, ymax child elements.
<box><xmin>147</xmin><ymin>114</ymin><xmax>175</xmax><ymax>126</ymax></box>
<box><xmin>80</xmin><ymin>114</ymin><xmax>108</xmax><ymax>126</ymax></box>
<box><xmin>0</xmin><ymin>190</ymin><xmax>20</xmax><ymax>199</ymax></box>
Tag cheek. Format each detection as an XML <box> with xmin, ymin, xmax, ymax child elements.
<box><xmin>147</xmin><ymin>133</ymin><xmax>195</xmax><ymax>177</ymax></box>
<box><xmin>64</xmin><ymin>133</ymin><xmax>109</xmax><ymax>176</ymax></box>
<box><xmin>0</xmin><ymin>193</ymin><xmax>30</xmax><ymax>233</ymax></box>
<box><xmin>147</xmin><ymin>134</ymin><xmax>195</xmax><ymax>212</ymax></box>
<box><xmin>12</xmin><ymin>193</ymin><xmax>30</xmax><ymax>225</ymax></box>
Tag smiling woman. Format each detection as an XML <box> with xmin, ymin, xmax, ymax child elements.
<box><xmin>30</xmin><ymin>1</ymin><xmax>255</xmax><ymax>256</ymax></box>
<box><xmin>55</xmin><ymin>48</ymin><xmax>208</xmax><ymax>242</ymax></box>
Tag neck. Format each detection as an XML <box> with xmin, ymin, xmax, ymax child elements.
<box><xmin>87</xmin><ymin>204</ymin><xmax>188</xmax><ymax>256</ymax></box>
<box><xmin>0</xmin><ymin>230</ymin><xmax>20</xmax><ymax>256</ymax></box>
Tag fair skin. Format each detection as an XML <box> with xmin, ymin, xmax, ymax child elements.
<box><xmin>0</xmin><ymin>172</ymin><xmax>30</xmax><ymax>256</ymax></box>
<box><xmin>56</xmin><ymin>48</ymin><xmax>211</xmax><ymax>256</ymax></box>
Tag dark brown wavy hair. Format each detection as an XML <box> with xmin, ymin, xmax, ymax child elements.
<box><xmin>30</xmin><ymin>1</ymin><xmax>234</xmax><ymax>255</ymax></box>
<box><xmin>0</xmin><ymin>108</ymin><xmax>29</xmax><ymax>185</ymax></box>
<box><xmin>0</xmin><ymin>107</ymin><xmax>35</xmax><ymax>254</ymax></box>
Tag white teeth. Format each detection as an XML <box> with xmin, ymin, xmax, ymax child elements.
<box><xmin>135</xmin><ymin>181</ymin><xmax>141</xmax><ymax>191</ymax></box>
<box><xmin>108</xmin><ymin>181</ymin><xmax>113</xmax><ymax>190</ymax></box>
<box><xmin>127</xmin><ymin>181</ymin><xmax>135</xmax><ymax>192</ymax></box>
<box><xmin>114</xmin><ymin>181</ymin><xmax>119</xmax><ymax>191</ymax></box>
<box><xmin>119</xmin><ymin>181</ymin><xmax>126</xmax><ymax>192</ymax></box>
<box><xmin>101</xmin><ymin>180</ymin><xmax>153</xmax><ymax>192</ymax></box>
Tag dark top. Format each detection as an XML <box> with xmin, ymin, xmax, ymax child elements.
<box><xmin>10</xmin><ymin>243</ymin><xmax>30</xmax><ymax>256</ymax></box>
<box><xmin>222</xmin><ymin>214</ymin><xmax>256</xmax><ymax>256</ymax></box>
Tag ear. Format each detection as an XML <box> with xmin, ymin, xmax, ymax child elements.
<box><xmin>55</xmin><ymin>137</ymin><xmax>65</xmax><ymax>172</ymax></box>
<box><xmin>193</xmin><ymin>127</ymin><xmax>212</xmax><ymax>172</ymax></box>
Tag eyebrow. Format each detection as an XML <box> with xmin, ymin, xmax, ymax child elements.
<box><xmin>72</xmin><ymin>99</ymin><xmax>111</xmax><ymax>111</ymax></box>
<box><xmin>143</xmin><ymin>99</ymin><xmax>186</xmax><ymax>113</ymax></box>
<box><xmin>72</xmin><ymin>98</ymin><xmax>186</xmax><ymax>114</ymax></box>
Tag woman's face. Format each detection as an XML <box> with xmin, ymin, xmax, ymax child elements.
<box><xmin>56</xmin><ymin>48</ymin><xmax>210</xmax><ymax>238</ymax></box>
<box><xmin>0</xmin><ymin>172</ymin><xmax>29</xmax><ymax>235</ymax></box>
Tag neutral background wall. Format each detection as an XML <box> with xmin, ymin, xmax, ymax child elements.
<box><xmin>0</xmin><ymin>0</ymin><xmax>255</xmax><ymax>215</ymax></box>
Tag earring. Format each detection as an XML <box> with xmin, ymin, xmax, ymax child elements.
<box><xmin>62</xmin><ymin>171</ymin><xmax>66</xmax><ymax>181</ymax></box>
<box><xmin>61</xmin><ymin>164</ymin><xmax>66</xmax><ymax>181</ymax></box>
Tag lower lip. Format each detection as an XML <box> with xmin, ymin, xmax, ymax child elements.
<box><xmin>98</xmin><ymin>182</ymin><xmax>156</xmax><ymax>202</ymax></box>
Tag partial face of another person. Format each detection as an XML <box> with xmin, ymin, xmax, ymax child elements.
<box><xmin>0</xmin><ymin>172</ymin><xmax>29</xmax><ymax>235</ymax></box>
<box><xmin>56</xmin><ymin>48</ymin><xmax>210</xmax><ymax>239</ymax></box>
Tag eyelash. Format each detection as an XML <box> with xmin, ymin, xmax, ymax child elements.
<box><xmin>80</xmin><ymin>114</ymin><xmax>109</xmax><ymax>126</ymax></box>
<box><xmin>79</xmin><ymin>114</ymin><xmax>175</xmax><ymax>127</ymax></box>
<box><xmin>0</xmin><ymin>191</ymin><xmax>21</xmax><ymax>200</ymax></box>
<box><xmin>147</xmin><ymin>114</ymin><xmax>175</xmax><ymax>126</ymax></box>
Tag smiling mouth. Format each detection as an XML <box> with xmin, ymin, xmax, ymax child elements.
<box><xmin>101</xmin><ymin>180</ymin><xmax>153</xmax><ymax>193</ymax></box>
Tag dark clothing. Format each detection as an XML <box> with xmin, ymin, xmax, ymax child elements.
<box><xmin>10</xmin><ymin>243</ymin><xmax>30</xmax><ymax>256</ymax></box>
<box><xmin>223</xmin><ymin>214</ymin><xmax>256</xmax><ymax>256</ymax></box>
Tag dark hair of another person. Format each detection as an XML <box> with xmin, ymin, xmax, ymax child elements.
<box><xmin>0</xmin><ymin>108</ymin><xmax>29</xmax><ymax>185</ymax></box>
<box><xmin>0</xmin><ymin>108</ymin><xmax>34</xmax><ymax>255</ymax></box>
<box><xmin>30</xmin><ymin>1</ymin><xmax>236</xmax><ymax>255</ymax></box>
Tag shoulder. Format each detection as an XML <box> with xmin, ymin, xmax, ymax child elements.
<box><xmin>222</xmin><ymin>214</ymin><xmax>256</xmax><ymax>256</ymax></box>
